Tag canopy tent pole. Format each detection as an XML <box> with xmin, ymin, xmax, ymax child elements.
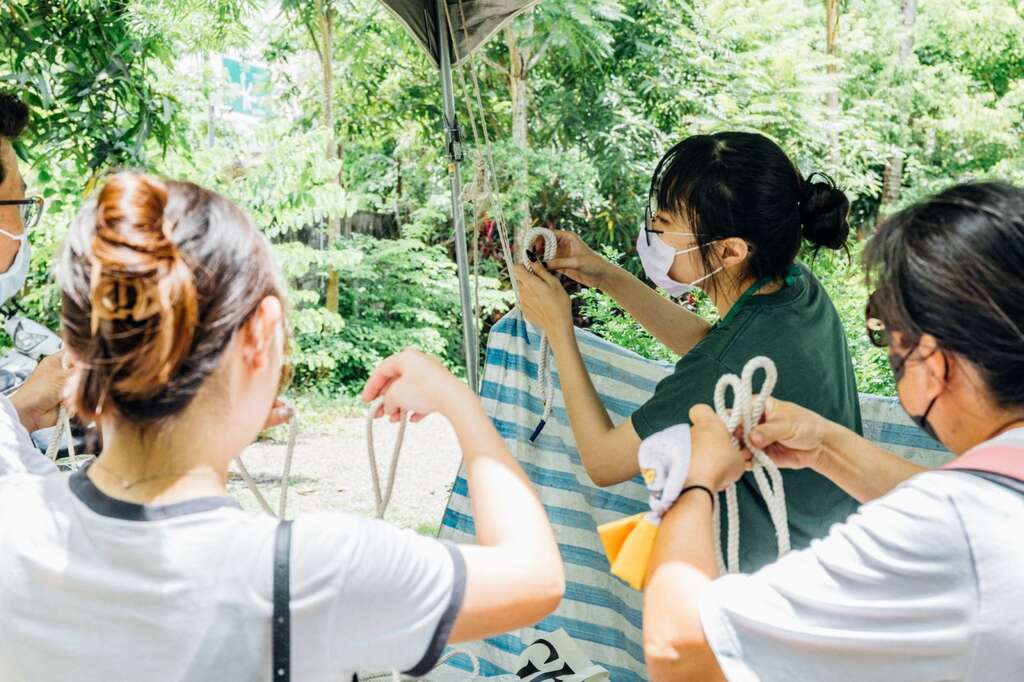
<box><xmin>435</xmin><ymin>0</ymin><xmax>479</xmax><ymax>392</ymax></box>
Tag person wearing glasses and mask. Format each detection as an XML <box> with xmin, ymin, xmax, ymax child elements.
<box><xmin>514</xmin><ymin>132</ymin><xmax>861</xmax><ymax>572</ymax></box>
<box><xmin>0</xmin><ymin>92</ymin><xmax>40</xmax><ymax>306</ymax></box>
<box><xmin>0</xmin><ymin>91</ymin><xmax>68</xmax><ymax>475</ymax></box>
<box><xmin>641</xmin><ymin>181</ymin><xmax>1024</xmax><ymax>681</ymax></box>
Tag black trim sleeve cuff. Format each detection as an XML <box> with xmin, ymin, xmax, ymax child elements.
<box><xmin>404</xmin><ymin>541</ymin><xmax>467</xmax><ymax>677</ymax></box>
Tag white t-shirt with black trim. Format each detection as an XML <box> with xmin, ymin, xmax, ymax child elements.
<box><xmin>699</xmin><ymin>428</ymin><xmax>1024</xmax><ymax>682</ymax></box>
<box><xmin>0</xmin><ymin>447</ymin><xmax>465</xmax><ymax>679</ymax></box>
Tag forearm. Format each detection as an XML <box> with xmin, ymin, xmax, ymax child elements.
<box><xmin>443</xmin><ymin>389</ymin><xmax>564</xmax><ymax>641</ymax></box>
<box><xmin>643</xmin><ymin>492</ymin><xmax>725</xmax><ymax>682</ymax></box>
<box><xmin>444</xmin><ymin>391</ymin><xmax>554</xmax><ymax>551</ymax></box>
<box><xmin>814</xmin><ymin>421</ymin><xmax>928</xmax><ymax>503</ymax></box>
<box><xmin>601</xmin><ymin>267</ymin><xmax>710</xmax><ymax>357</ymax></box>
<box><xmin>547</xmin><ymin>324</ymin><xmax>640</xmax><ymax>485</ymax></box>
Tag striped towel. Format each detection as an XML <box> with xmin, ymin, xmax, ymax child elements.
<box><xmin>433</xmin><ymin>312</ymin><xmax>953</xmax><ymax>680</ymax></box>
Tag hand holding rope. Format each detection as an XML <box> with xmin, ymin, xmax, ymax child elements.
<box><xmin>519</xmin><ymin>226</ymin><xmax>559</xmax><ymax>442</ymax></box>
<box><xmin>712</xmin><ymin>356</ymin><xmax>790</xmax><ymax>574</ymax></box>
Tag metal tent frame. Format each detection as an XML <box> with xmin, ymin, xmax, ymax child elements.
<box><xmin>378</xmin><ymin>0</ymin><xmax>541</xmax><ymax>392</ymax></box>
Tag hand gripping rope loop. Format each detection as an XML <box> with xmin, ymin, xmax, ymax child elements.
<box><xmin>712</xmin><ymin>356</ymin><xmax>790</xmax><ymax>574</ymax></box>
<box><xmin>520</xmin><ymin>226</ymin><xmax>558</xmax><ymax>442</ymax></box>
<box><xmin>235</xmin><ymin>398</ymin><xmax>407</xmax><ymax>522</ymax></box>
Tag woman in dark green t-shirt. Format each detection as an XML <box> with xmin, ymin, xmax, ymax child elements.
<box><xmin>515</xmin><ymin>131</ymin><xmax>862</xmax><ymax>572</ymax></box>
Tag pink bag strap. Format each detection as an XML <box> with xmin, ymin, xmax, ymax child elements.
<box><xmin>942</xmin><ymin>440</ymin><xmax>1024</xmax><ymax>482</ymax></box>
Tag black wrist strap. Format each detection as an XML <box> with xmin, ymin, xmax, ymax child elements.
<box><xmin>681</xmin><ymin>485</ymin><xmax>716</xmax><ymax>509</ymax></box>
<box><xmin>273</xmin><ymin>520</ymin><xmax>293</xmax><ymax>681</ymax></box>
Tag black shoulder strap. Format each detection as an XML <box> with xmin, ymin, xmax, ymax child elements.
<box><xmin>956</xmin><ymin>468</ymin><xmax>1024</xmax><ymax>495</ymax></box>
<box><xmin>273</xmin><ymin>520</ymin><xmax>293</xmax><ymax>681</ymax></box>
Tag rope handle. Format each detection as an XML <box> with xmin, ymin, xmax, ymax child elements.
<box><xmin>712</xmin><ymin>356</ymin><xmax>790</xmax><ymax>574</ymax></box>
<box><xmin>365</xmin><ymin>397</ymin><xmax>408</xmax><ymax>519</ymax></box>
<box><xmin>237</xmin><ymin>415</ymin><xmax>300</xmax><ymax>519</ymax></box>
<box><xmin>238</xmin><ymin>395</ymin><xmax>407</xmax><ymax>522</ymax></box>
<box><xmin>519</xmin><ymin>227</ymin><xmax>559</xmax><ymax>441</ymax></box>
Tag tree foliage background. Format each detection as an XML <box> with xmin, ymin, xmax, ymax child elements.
<box><xmin>2</xmin><ymin>0</ymin><xmax>1022</xmax><ymax>398</ymax></box>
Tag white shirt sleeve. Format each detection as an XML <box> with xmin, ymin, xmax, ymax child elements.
<box><xmin>290</xmin><ymin>512</ymin><xmax>465</xmax><ymax>677</ymax></box>
<box><xmin>699</xmin><ymin>475</ymin><xmax>977</xmax><ymax>682</ymax></box>
<box><xmin>0</xmin><ymin>395</ymin><xmax>56</xmax><ymax>477</ymax></box>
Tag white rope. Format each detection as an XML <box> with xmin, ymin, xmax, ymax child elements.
<box><xmin>233</xmin><ymin>397</ymin><xmax>406</xmax><ymax>523</ymax></box>
<box><xmin>365</xmin><ymin>397</ymin><xmax>408</xmax><ymax>519</ymax></box>
<box><xmin>45</xmin><ymin>405</ymin><xmax>66</xmax><ymax>461</ymax></box>
<box><xmin>519</xmin><ymin>226</ymin><xmax>557</xmax><ymax>441</ymax></box>
<box><xmin>236</xmin><ymin>455</ymin><xmax>276</xmax><ymax>516</ymax></box>
<box><xmin>45</xmin><ymin>405</ymin><xmax>83</xmax><ymax>469</ymax></box>
<box><xmin>712</xmin><ymin>356</ymin><xmax>790</xmax><ymax>574</ymax></box>
<box><xmin>236</xmin><ymin>416</ymin><xmax>301</xmax><ymax>519</ymax></box>
<box><xmin>278</xmin><ymin>415</ymin><xmax>299</xmax><ymax>519</ymax></box>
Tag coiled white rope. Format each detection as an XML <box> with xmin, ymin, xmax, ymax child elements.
<box><xmin>520</xmin><ymin>226</ymin><xmax>558</xmax><ymax>442</ymax></box>
<box><xmin>712</xmin><ymin>356</ymin><xmax>790</xmax><ymax>574</ymax></box>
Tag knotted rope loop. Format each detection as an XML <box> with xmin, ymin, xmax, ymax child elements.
<box><xmin>712</xmin><ymin>356</ymin><xmax>790</xmax><ymax>574</ymax></box>
<box><xmin>519</xmin><ymin>227</ymin><xmax>558</xmax><ymax>441</ymax></box>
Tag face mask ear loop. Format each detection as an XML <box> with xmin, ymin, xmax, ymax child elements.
<box><xmin>686</xmin><ymin>266</ymin><xmax>723</xmax><ymax>288</ymax></box>
<box><xmin>925</xmin><ymin>350</ymin><xmax>950</xmax><ymax>420</ymax></box>
<box><xmin>0</xmin><ymin>227</ymin><xmax>26</xmax><ymax>242</ymax></box>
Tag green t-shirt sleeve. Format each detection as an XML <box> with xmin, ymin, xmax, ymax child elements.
<box><xmin>631</xmin><ymin>351</ymin><xmax>731</xmax><ymax>440</ymax></box>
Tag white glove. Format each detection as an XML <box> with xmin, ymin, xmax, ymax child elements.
<box><xmin>638</xmin><ymin>423</ymin><xmax>692</xmax><ymax>522</ymax></box>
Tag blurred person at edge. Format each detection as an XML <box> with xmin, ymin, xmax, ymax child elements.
<box><xmin>0</xmin><ymin>91</ymin><xmax>69</xmax><ymax>475</ymax></box>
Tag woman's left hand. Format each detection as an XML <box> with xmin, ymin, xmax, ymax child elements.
<box><xmin>262</xmin><ymin>398</ymin><xmax>295</xmax><ymax>430</ymax></box>
<box><xmin>686</xmin><ymin>404</ymin><xmax>749</xmax><ymax>491</ymax></box>
<box><xmin>512</xmin><ymin>262</ymin><xmax>572</xmax><ymax>338</ymax></box>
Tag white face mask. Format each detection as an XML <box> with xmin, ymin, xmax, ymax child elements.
<box><xmin>635</xmin><ymin>229</ymin><xmax>720</xmax><ymax>297</ymax></box>
<box><xmin>0</xmin><ymin>228</ymin><xmax>30</xmax><ymax>307</ymax></box>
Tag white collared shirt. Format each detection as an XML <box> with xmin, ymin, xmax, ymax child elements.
<box><xmin>700</xmin><ymin>429</ymin><xmax>1024</xmax><ymax>682</ymax></box>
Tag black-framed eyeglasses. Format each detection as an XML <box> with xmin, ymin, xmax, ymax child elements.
<box><xmin>0</xmin><ymin>197</ymin><xmax>44</xmax><ymax>230</ymax></box>
<box><xmin>642</xmin><ymin>204</ymin><xmax>697</xmax><ymax>247</ymax></box>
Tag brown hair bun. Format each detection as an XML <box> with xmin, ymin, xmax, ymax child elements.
<box><xmin>60</xmin><ymin>172</ymin><xmax>283</xmax><ymax>423</ymax></box>
<box><xmin>89</xmin><ymin>174</ymin><xmax>198</xmax><ymax>395</ymax></box>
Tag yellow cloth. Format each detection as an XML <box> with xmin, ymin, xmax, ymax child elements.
<box><xmin>598</xmin><ymin>513</ymin><xmax>660</xmax><ymax>591</ymax></box>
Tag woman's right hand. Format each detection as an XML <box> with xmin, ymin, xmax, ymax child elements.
<box><xmin>541</xmin><ymin>230</ymin><xmax>615</xmax><ymax>289</ymax></box>
<box><xmin>747</xmin><ymin>398</ymin><xmax>829</xmax><ymax>471</ymax></box>
<box><xmin>361</xmin><ymin>348</ymin><xmax>470</xmax><ymax>423</ymax></box>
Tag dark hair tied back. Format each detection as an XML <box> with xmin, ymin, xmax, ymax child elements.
<box><xmin>800</xmin><ymin>171</ymin><xmax>851</xmax><ymax>250</ymax></box>
<box><xmin>649</xmin><ymin>132</ymin><xmax>852</xmax><ymax>290</ymax></box>
<box><xmin>865</xmin><ymin>181</ymin><xmax>1024</xmax><ymax>410</ymax></box>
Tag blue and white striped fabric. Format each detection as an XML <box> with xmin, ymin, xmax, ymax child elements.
<box><xmin>434</xmin><ymin>312</ymin><xmax>953</xmax><ymax>680</ymax></box>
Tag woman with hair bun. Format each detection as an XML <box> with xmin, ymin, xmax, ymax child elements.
<box><xmin>516</xmin><ymin>131</ymin><xmax>861</xmax><ymax>572</ymax></box>
<box><xmin>0</xmin><ymin>172</ymin><xmax>564</xmax><ymax>680</ymax></box>
<box><xmin>642</xmin><ymin>182</ymin><xmax>1024</xmax><ymax>681</ymax></box>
